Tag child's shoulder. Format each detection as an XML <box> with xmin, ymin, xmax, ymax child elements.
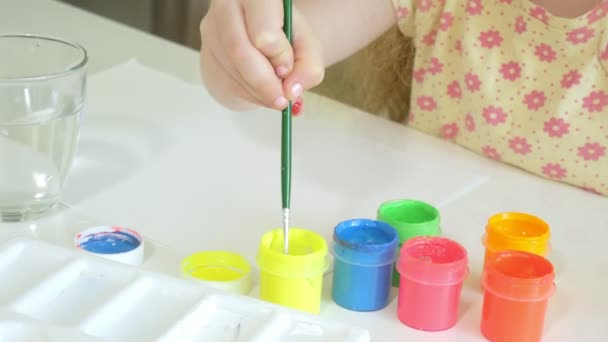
<box><xmin>393</xmin><ymin>0</ymin><xmax>519</xmax><ymax>37</ymax></box>
<box><xmin>394</xmin><ymin>0</ymin><xmax>608</xmax><ymax>60</ymax></box>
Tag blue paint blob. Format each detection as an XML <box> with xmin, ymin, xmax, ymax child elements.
<box><xmin>336</xmin><ymin>221</ymin><xmax>396</xmax><ymax>250</ymax></box>
<box><xmin>80</xmin><ymin>231</ymin><xmax>141</xmax><ymax>254</ymax></box>
<box><xmin>331</xmin><ymin>219</ymin><xmax>398</xmax><ymax>312</ymax></box>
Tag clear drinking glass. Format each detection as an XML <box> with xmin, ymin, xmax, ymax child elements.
<box><xmin>0</xmin><ymin>34</ymin><xmax>87</xmax><ymax>222</ymax></box>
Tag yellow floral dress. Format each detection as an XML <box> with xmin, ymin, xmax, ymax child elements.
<box><xmin>392</xmin><ymin>0</ymin><xmax>608</xmax><ymax>195</ymax></box>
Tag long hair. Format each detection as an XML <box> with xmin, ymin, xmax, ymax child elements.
<box><xmin>313</xmin><ymin>27</ymin><xmax>415</xmax><ymax>123</ymax></box>
<box><xmin>362</xmin><ymin>27</ymin><xmax>415</xmax><ymax>123</ymax></box>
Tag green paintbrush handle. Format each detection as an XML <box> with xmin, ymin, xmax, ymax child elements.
<box><xmin>281</xmin><ymin>0</ymin><xmax>292</xmax><ymax>210</ymax></box>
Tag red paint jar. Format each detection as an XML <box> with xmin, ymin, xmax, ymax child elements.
<box><xmin>481</xmin><ymin>250</ymin><xmax>555</xmax><ymax>342</ymax></box>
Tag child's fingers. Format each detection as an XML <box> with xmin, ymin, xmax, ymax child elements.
<box><xmin>200</xmin><ymin>15</ymin><xmax>265</xmax><ymax>110</ymax></box>
<box><xmin>213</xmin><ymin>0</ymin><xmax>288</xmax><ymax>109</ymax></box>
<box><xmin>282</xmin><ymin>13</ymin><xmax>325</xmax><ymax>100</ymax></box>
<box><xmin>241</xmin><ymin>0</ymin><xmax>294</xmax><ymax>77</ymax></box>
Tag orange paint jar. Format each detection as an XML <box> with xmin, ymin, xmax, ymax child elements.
<box><xmin>482</xmin><ymin>212</ymin><xmax>550</xmax><ymax>268</ymax></box>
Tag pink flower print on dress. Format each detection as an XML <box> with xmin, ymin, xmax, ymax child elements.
<box><xmin>587</xmin><ymin>1</ymin><xmax>608</xmax><ymax>24</ymax></box>
<box><xmin>523</xmin><ymin>90</ymin><xmax>547</xmax><ymax>111</ymax></box>
<box><xmin>566</xmin><ymin>27</ymin><xmax>595</xmax><ymax>45</ymax></box>
<box><xmin>509</xmin><ymin>136</ymin><xmax>532</xmax><ymax>155</ymax></box>
<box><xmin>418</xmin><ymin>0</ymin><xmax>432</xmax><ymax>12</ymax></box>
<box><xmin>578</xmin><ymin>142</ymin><xmax>606</xmax><ymax>161</ymax></box>
<box><xmin>583</xmin><ymin>91</ymin><xmax>608</xmax><ymax>113</ymax></box>
<box><xmin>543</xmin><ymin>117</ymin><xmax>570</xmax><ymax>138</ymax></box>
<box><xmin>465</xmin><ymin>113</ymin><xmax>476</xmax><ymax>131</ymax></box>
<box><xmin>396</xmin><ymin>6</ymin><xmax>410</xmax><ymax>19</ymax></box>
<box><xmin>482</xmin><ymin>146</ymin><xmax>502</xmax><ymax>160</ymax></box>
<box><xmin>439</xmin><ymin>12</ymin><xmax>454</xmax><ymax>31</ymax></box>
<box><xmin>408</xmin><ymin>111</ymin><xmax>415</xmax><ymax>123</ymax></box>
<box><xmin>423</xmin><ymin>30</ymin><xmax>438</xmax><ymax>46</ymax></box>
<box><xmin>441</xmin><ymin>123</ymin><xmax>459</xmax><ymax>140</ymax></box>
<box><xmin>447</xmin><ymin>81</ymin><xmax>462</xmax><ymax>99</ymax></box>
<box><xmin>479</xmin><ymin>30</ymin><xmax>503</xmax><ymax>48</ymax></box>
<box><xmin>500</xmin><ymin>61</ymin><xmax>521</xmax><ymax>81</ymax></box>
<box><xmin>467</xmin><ymin>0</ymin><xmax>483</xmax><ymax>15</ymax></box>
<box><xmin>428</xmin><ymin>57</ymin><xmax>444</xmax><ymax>75</ymax></box>
<box><xmin>413</xmin><ymin>68</ymin><xmax>426</xmax><ymax>83</ymax></box>
<box><xmin>561</xmin><ymin>70</ymin><xmax>582</xmax><ymax>88</ymax></box>
<box><xmin>455</xmin><ymin>40</ymin><xmax>463</xmax><ymax>55</ymax></box>
<box><xmin>465</xmin><ymin>72</ymin><xmax>482</xmax><ymax>92</ymax></box>
<box><xmin>601</xmin><ymin>44</ymin><xmax>608</xmax><ymax>60</ymax></box>
<box><xmin>542</xmin><ymin>163</ymin><xmax>567</xmax><ymax>179</ymax></box>
<box><xmin>482</xmin><ymin>106</ymin><xmax>508</xmax><ymax>126</ymax></box>
<box><xmin>530</xmin><ymin>6</ymin><xmax>549</xmax><ymax>24</ymax></box>
<box><xmin>417</xmin><ymin>96</ymin><xmax>437</xmax><ymax>111</ymax></box>
<box><xmin>535</xmin><ymin>43</ymin><xmax>557</xmax><ymax>62</ymax></box>
<box><xmin>515</xmin><ymin>16</ymin><xmax>527</xmax><ymax>34</ymax></box>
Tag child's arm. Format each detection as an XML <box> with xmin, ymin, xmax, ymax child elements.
<box><xmin>199</xmin><ymin>0</ymin><xmax>397</xmax><ymax>111</ymax></box>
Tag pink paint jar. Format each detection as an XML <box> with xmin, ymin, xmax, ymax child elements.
<box><xmin>396</xmin><ymin>236</ymin><xmax>468</xmax><ymax>331</ymax></box>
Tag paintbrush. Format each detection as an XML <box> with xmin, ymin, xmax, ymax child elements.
<box><xmin>281</xmin><ymin>0</ymin><xmax>293</xmax><ymax>254</ymax></box>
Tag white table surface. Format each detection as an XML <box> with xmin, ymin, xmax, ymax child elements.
<box><xmin>1</xmin><ymin>0</ymin><xmax>607</xmax><ymax>341</ymax></box>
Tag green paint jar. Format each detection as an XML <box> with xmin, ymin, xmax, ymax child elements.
<box><xmin>377</xmin><ymin>199</ymin><xmax>441</xmax><ymax>286</ymax></box>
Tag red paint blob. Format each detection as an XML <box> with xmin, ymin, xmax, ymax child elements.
<box><xmin>292</xmin><ymin>99</ymin><xmax>303</xmax><ymax>116</ymax></box>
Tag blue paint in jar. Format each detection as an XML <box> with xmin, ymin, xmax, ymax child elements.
<box><xmin>331</xmin><ymin>219</ymin><xmax>399</xmax><ymax>312</ymax></box>
<box><xmin>79</xmin><ymin>231</ymin><xmax>141</xmax><ymax>254</ymax></box>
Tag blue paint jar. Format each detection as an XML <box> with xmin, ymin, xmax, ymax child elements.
<box><xmin>331</xmin><ymin>219</ymin><xmax>399</xmax><ymax>312</ymax></box>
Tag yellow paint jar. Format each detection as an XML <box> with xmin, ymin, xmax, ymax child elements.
<box><xmin>482</xmin><ymin>212</ymin><xmax>551</xmax><ymax>267</ymax></box>
<box><xmin>181</xmin><ymin>251</ymin><xmax>252</xmax><ymax>295</ymax></box>
<box><xmin>256</xmin><ymin>228</ymin><xmax>329</xmax><ymax>314</ymax></box>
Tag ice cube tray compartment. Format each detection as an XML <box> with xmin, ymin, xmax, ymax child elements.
<box><xmin>0</xmin><ymin>240</ymin><xmax>71</xmax><ymax>304</ymax></box>
<box><xmin>0</xmin><ymin>309</ymin><xmax>103</xmax><ymax>342</ymax></box>
<box><xmin>158</xmin><ymin>294</ymin><xmax>275</xmax><ymax>342</ymax></box>
<box><xmin>79</xmin><ymin>276</ymin><xmax>206</xmax><ymax>341</ymax></box>
<box><xmin>11</xmin><ymin>258</ymin><xmax>137</xmax><ymax>325</ymax></box>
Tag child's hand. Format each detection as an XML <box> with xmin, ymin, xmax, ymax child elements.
<box><xmin>200</xmin><ymin>0</ymin><xmax>324</xmax><ymax>111</ymax></box>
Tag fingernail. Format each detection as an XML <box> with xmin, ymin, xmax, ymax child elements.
<box><xmin>276</xmin><ymin>65</ymin><xmax>288</xmax><ymax>77</ymax></box>
<box><xmin>291</xmin><ymin>83</ymin><xmax>303</xmax><ymax>97</ymax></box>
<box><xmin>292</xmin><ymin>98</ymin><xmax>303</xmax><ymax>116</ymax></box>
<box><xmin>274</xmin><ymin>96</ymin><xmax>288</xmax><ymax>109</ymax></box>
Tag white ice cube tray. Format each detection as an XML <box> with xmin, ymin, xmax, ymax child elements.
<box><xmin>0</xmin><ymin>238</ymin><xmax>370</xmax><ymax>342</ymax></box>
